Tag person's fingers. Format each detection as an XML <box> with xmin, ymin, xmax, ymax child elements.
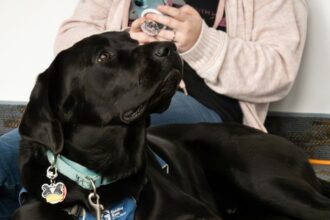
<box><xmin>145</xmin><ymin>13</ymin><xmax>181</xmax><ymax>30</ymax></box>
<box><xmin>157</xmin><ymin>29</ymin><xmax>177</xmax><ymax>41</ymax></box>
<box><xmin>129</xmin><ymin>32</ymin><xmax>157</xmax><ymax>44</ymax></box>
<box><xmin>179</xmin><ymin>5</ymin><xmax>198</xmax><ymax>15</ymax></box>
<box><xmin>155</xmin><ymin>35</ymin><xmax>169</xmax><ymax>42</ymax></box>
<box><xmin>129</xmin><ymin>17</ymin><xmax>158</xmax><ymax>43</ymax></box>
<box><xmin>130</xmin><ymin>17</ymin><xmax>146</xmax><ymax>32</ymax></box>
<box><xmin>157</xmin><ymin>5</ymin><xmax>186</xmax><ymax>21</ymax></box>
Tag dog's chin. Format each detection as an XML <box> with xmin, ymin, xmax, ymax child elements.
<box><xmin>159</xmin><ymin>69</ymin><xmax>182</xmax><ymax>96</ymax></box>
<box><xmin>120</xmin><ymin>69</ymin><xmax>182</xmax><ymax>124</ymax></box>
<box><xmin>147</xmin><ymin>69</ymin><xmax>182</xmax><ymax>113</ymax></box>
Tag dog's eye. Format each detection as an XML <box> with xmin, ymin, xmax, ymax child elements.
<box><xmin>96</xmin><ymin>52</ymin><xmax>112</xmax><ymax>63</ymax></box>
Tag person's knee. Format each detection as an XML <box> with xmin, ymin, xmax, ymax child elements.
<box><xmin>0</xmin><ymin>129</ymin><xmax>20</xmax><ymax>147</ymax></box>
<box><xmin>0</xmin><ymin>129</ymin><xmax>21</xmax><ymax>186</ymax></box>
<box><xmin>150</xmin><ymin>92</ymin><xmax>222</xmax><ymax>126</ymax></box>
<box><xmin>0</xmin><ymin>129</ymin><xmax>20</xmax><ymax>164</ymax></box>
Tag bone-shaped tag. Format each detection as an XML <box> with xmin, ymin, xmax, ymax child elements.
<box><xmin>41</xmin><ymin>182</ymin><xmax>67</xmax><ymax>204</ymax></box>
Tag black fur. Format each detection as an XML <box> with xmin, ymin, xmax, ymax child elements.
<box><xmin>12</xmin><ymin>31</ymin><xmax>330</xmax><ymax>220</ymax></box>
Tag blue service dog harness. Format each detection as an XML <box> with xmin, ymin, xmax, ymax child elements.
<box><xmin>67</xmin><ymin>197</ymin><xmax>136</xmax><ymax>220</ymax></box>
<box><xmin>19</xmin><ymin>148</ymin><xmax>169</xmax><ymax>220</ymax></box>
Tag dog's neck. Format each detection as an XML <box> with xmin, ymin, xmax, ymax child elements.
<box><xmin>61</xmin><ymin>120</ymin><xmax>148</xmax><ymax>184</ymax></box>
<box><xmin>41</xmin><ymin>120</ymin><xmax>150</xmax><ymax>206</ymax></box>
<box><xmin>46</xmin><ymin>150</ymin><xmax>117</xmax><ymax>190</ymax></box>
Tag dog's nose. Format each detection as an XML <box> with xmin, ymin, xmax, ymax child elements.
<box><xmin>154</xmin><ymin>42</ymin><xmax>176</xmax><ymax>58</ymax></box>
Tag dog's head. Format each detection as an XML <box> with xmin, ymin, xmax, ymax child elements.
<box><xmin>19</xmin><ymin>32</ymin><xmax>182</xmax><ymax>176</ymax></box>
<box><xmin>57</xmin><ymin>31</ymin><xmax>182</xmax><ymax>124</ymax></box>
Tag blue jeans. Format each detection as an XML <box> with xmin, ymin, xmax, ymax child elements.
<box><xmin>0</xmin><ymin>91</ymin><xmax>222</xmax><ymax>219</ymax></box>
<box><xmin>0</xmin><ymin>129</ymin><xmax>21</xmax><ymax>220</ymax></box>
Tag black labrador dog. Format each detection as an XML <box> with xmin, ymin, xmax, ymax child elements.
<box><xmin>12</xmin><ymin>31</ymin><xmax>330</xmax><ymax>220</ymax></box>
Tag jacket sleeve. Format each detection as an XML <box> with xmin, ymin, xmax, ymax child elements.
<box><xmin>180</xmin><ymin>0</ymin><xmax>308</xmax><ymax>104</ymax></box>
<box><xmin>54</xmin><ymin>0</ymin><xmax>112</xmax><ymax>55</ymax></box>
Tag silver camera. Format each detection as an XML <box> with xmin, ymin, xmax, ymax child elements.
<box><xmin>131</xmin><ymin>0</ymin><xmax>167</xmax><ymax>36</ymax></box>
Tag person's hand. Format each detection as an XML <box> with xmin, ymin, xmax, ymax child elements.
<box><xmin>129</xmin><ymin>17</ymin><xmax>158</xmax><ymax>44</ymax></box>
<box><xmin>147</xmin><ymin>5</ymin><xmax>203</xmax><ymax>52</ymax></box>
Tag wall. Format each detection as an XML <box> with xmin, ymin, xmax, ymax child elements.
<box><xmin>270</xmin><ymin>0</ymin><xmax>330</xmax><ymax>114</ymax></box>
<box><xmin>0</xmin><ymin>0</ymin><xmax>329</xmax><ymax>114</ymax></box>
<box><xmin>0</xmin><ymin>0</ymin><xmax>78</xmax><ymax>102</ymax></box>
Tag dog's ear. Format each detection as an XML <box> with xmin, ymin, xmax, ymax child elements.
<box><xmin>19</xmin><ymin>66</ymin><xmax>64</xmax><ymax>154</ymax></box>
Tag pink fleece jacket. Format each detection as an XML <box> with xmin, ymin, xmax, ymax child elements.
<box><xmin>54</xmin><ymin>0</ymin><xmax>308</xmax><ymax>132</ymax></box>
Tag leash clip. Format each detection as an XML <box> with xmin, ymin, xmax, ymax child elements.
<box><xmin>88</xmin><ymin>179</ymin><xmax>104</xmax><ymax>220</ymax></box>
<box><xmin>46</xmin><ymin>166</ymin><xmax>58</xmax><ymax>183</ymax></box>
